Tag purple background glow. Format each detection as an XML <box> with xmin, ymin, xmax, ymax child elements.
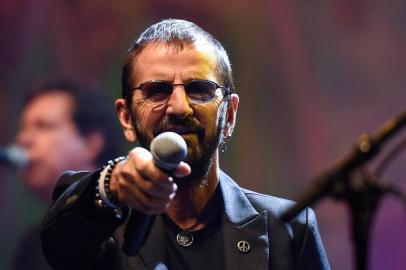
<box><xmin>0</xmin><ymin>1</ymin><xmax>405</xmax><ymax>269</ymax></box>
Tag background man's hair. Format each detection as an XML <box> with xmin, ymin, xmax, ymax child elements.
<box><xmin>24</xmin><ymin>78</ymin><xmax>122</xmax><ymax>166</ymax></box>
<box><xmin>121</xmin><ymin>19</ymin><xmax>235</xmax><ymax>106</ymax></box>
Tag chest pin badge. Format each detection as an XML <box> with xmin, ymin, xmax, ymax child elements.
<box><xmin>237</xmin><ymin>240</ymin><xmax>250</xmax><ymax>253</ymax></box>
<box><xmin>177</xmin><ymin>231</ymin><xmax>193</xmax><ymax>247</ymax></box>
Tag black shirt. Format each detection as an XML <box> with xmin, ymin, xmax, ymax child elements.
<box><xmin>162</xmin><ymin>186</ymin><xmax>225</xmax><ymax>270</ymax></box>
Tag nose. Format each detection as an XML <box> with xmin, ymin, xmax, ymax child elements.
<box><xmin>165</xmin><ymin>86</ymin><xmax>193</xmax><ymax>119</ymax></box>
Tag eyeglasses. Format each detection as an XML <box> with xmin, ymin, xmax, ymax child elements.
<box><xmin>130</xmin><ymin>80</ymin><xmax>229</xmax><ymax>104</ymax></box>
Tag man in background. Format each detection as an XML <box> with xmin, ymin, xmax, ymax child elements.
<box><xmin>13</xmin><ymin>79</ymin><xmax>122</xmax><ymax>269</ymax></box>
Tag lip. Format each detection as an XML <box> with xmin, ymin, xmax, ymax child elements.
<box><xmin>159</xmin><ymin>126</ymin><xmax>198</xmax><ymax>135</ymax></box>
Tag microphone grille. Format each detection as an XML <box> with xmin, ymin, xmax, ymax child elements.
<box><xmin>150</xmin><ymin>132</ymin><xmax>187</xmax><ymax>170</ymax></box>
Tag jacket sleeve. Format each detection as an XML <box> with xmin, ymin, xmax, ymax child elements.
<box><xmin>295</xmin><ymin>207</ymin><xmax>330</xmax><ymax>270</ymax></box>
<box><xmin>40</xmin><ymin>170</ymin><xmax>128</xmax><ymax>269</ymax></box>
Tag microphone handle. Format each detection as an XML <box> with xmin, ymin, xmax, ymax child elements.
<box><xmin>122</xmin><ymin>211</ymin><xmax>155</xmax><ymax>256</ymax></box>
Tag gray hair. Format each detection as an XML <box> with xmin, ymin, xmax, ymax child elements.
<box><xmin>121</xmin><ymin>19</ymin><xmax>235</xmax><ymax>106</ymax></box>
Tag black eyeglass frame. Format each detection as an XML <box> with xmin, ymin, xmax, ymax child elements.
<box><xmin>130</xmin><ymin>79</ymin><xmax>231</xmax><ymax>104</ymax></box>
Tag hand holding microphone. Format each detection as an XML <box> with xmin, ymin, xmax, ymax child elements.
<box><xmin>108</xmin><ymin>132</ymin><xmax>190</xmax><ymax>255</ymax></box>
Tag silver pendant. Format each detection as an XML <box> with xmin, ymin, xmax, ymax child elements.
<box><xmin>176</xmin><ymin>231</ymin><xmax>193</xmax><ymax>247</ymax></box>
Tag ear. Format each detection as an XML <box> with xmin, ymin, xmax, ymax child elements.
<box><xmin>224</xmin><ymin>94</ymin><xmax>239</xmax><ymax>137</ymax></box>
<box><xmin>115</xmin><ymin>98</ymin><xmax>137</xmax><ymax>143</ymax></box>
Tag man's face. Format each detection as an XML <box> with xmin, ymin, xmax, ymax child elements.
<box><xmin>124</xmin><ymin>42</ymin><xmax>230</xmax><ymax>184</ymax></box>
<box><xmin>17</xmin><ymin>91</ymin><xmax>92</xmax><ymax>203</ymax></box>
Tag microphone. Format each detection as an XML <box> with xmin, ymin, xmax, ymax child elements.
<box><xmin>122</xmin><ymin>131</ymin><xmax>188</xmax><ymax>256</ymax></box>
<box><xmin>0</xmin><ymin>145</ymin><xmax>28</xmax><ymax>169</ymax></box>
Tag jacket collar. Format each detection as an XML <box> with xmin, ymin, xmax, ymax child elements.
<box><xmin>219</xmin><ymin>170</ymin><xmax>259</xmax><ymax>224</ymax></box>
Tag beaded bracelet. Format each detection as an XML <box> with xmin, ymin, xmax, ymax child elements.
<box><xmin>95</xmin><ymin>156</ymin><xmax>127</xmax><ymax>219</ymax></box>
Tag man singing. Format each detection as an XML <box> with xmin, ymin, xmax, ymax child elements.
<box><xmin>14</xmin><ymin>79</ymin><xmax>122</xmax><ymax>270</ymax></box>
<box><xmin>40</xmin><ymin>19</ymin><xmax>330</xmax><ymax>270</ymax></box>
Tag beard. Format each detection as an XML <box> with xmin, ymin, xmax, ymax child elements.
<box><xmin>131</xmin><ymin>104</ymin><xmax>227</xmax><ymax>187</ymax></box>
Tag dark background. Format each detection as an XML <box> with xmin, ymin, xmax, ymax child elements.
<box><xmin>1</xmin><ymin>1</ymin><xmax>405</xmax><ymax>269</ymax></box>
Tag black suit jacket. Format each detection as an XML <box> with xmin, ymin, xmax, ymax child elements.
<box><xmin>40</xmin><ymin>170</ymin><xmax>330</xmax><ymax>269</ymax></box>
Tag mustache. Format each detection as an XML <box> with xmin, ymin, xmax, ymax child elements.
<box><xmin>153</xmin><ymin>116</ymin><xmax>206</xmax><ymax>138</ymax></box>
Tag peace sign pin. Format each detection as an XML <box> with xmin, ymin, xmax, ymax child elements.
<box><xmin>237</xmin><ymin>240</ymin><xmax>250</xmax><ymax>253</ymax></box>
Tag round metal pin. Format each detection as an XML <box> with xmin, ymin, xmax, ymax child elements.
<box><xmin>176</xmin><ymin>231</ymin><xmax>194</xmax><ymax>247</ymax></box>
<box><xmin>237</xmin><ymin>240</ymin><xmax>250</xmax><ymax>253</ymax></box>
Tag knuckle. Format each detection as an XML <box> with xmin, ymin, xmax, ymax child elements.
<box><xmin>120</xmin><ymin>168</ymin><xmax>133</xmax><ymax>180</ymax></box>
<box><xmin>142</xmin><ymin>181</ymin><xmax>154</xmax><ymax>193</ymax></box>
<box><xmin>130</xmin><ymin>147</ymin><xmax>152</xmax><ymax>161</ymax></box>
<box><xmin>135</xmin><ymin>160</ymin><xmax>149</xmax><ymax>172</ymax></box>
<box><xmin>117</xmin><ymin>177</ymin><xmax>128</xmax><ymax>189</ymax></box>
<box><xmin>128</xmin><ymin>148</ymin><xmax>139</xmax><ymax>158</ymax></box>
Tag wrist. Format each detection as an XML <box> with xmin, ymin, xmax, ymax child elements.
<box><xmin>95</xmin><ymin>156</ymin><xmax>127</xmax><ymax>219</ymax></box>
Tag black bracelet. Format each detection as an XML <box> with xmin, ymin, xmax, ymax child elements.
<box><xmin>95</xmin><ymin>156</ymin><xmax>127</xmax><ymax>219</ymax></box>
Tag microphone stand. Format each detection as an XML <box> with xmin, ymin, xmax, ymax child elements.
<box><xmin>281</xmin><ymin>110</ymin><xmax>406</xmax><ymax>270</ymax></box>
<box><xmin>346</xmin><ymin>171</ymin><xmax>385</xmax><ymax>270</ymax></box>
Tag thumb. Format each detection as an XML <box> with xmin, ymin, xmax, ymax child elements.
<box><xmin>173</xmin><ymin>161</ymin><xmax>191</xmax><ymax>178</ymax></box>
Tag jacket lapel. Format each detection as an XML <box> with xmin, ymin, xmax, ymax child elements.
<box><xmin>219</xmin><ymin>171</ymin><xmax>270</xmax><ymax>270</ymax></box>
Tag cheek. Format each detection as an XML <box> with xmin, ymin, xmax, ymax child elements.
<box><xmin>46</xmin><ymin>131</ymin><xmax>86</xmax><ymax>164</ymax></box>
<box><xmin>135</xmin><ymin>103</ymin><xmax>152</xmax><ymax>129</ymax></box>
<box><xmin>24</xmin><ymin>136</ymin><xmax>72</xmax><ymax>186</ymax></box>
<box><xmin>30</xmin><ymin>132</ymin><xmax>62</xmax><ymax>160</ymax></box>
<box><xmin>195</xmin><ymin>103</ymin><xmax>224</xmax><ymax>136</ymax></box>
<box><xmin>132</xmin><ymin>101</ymin><xmax>164</xmax><ymax>136</ymax></box>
